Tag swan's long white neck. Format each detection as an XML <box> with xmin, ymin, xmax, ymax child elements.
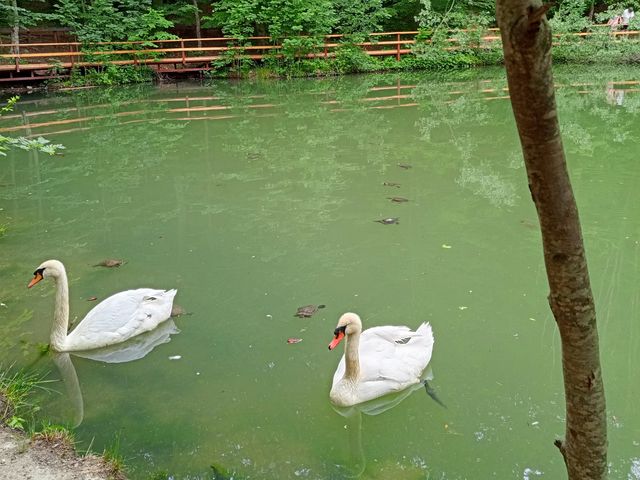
<box><xmin>343</xmin><ymin>328</ymin><xmax>361</xmax><ymax>381</ymax></box>
<box><xmin>50</xmin><ymin>269</ymin><xmax>70</xmax><ymax>351</ymax></box>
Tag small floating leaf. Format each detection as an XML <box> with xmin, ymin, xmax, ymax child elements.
<box><xmin>87</xmin><ymin>296</ymin><xmax>98</xmax><ymax>301</ymax></box>
<box><xmin>287</xmin><ymin>338</ymin><xmax>303</xmax><ymax>344</ymax></box>
<box><xmin>442</xmin><ymin>244</ymin><xmax>452</xmax><ymax>249</ymax></box>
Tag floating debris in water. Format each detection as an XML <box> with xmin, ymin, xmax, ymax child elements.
<box><xmin>294</xmin><ymin>304</ymin><xmax>325</xmax><ymax>318</ymax></box>
<box><xmin>383</xmin><ymin>182</ymin><xmax>401</xmax><ymax>187</ymax></box>
<box><xmin>374</xmin><ymin>217</ymin><xmax>399</xmax><ymax>225</ymax></box>
<box><xmin>397</xmin><ymin>163</ymin><xmax>412</xmax><ymax>169</ymax></box>
<box><xmin>388</xmin><ymin>196</ymin><xmax>409</xmax><ymax>203</ymax></box>
<box><xmin>87</xmin><ymin>296</ymin><xmax>98</xmax><ymax>301</ymax></box>
<box><xmin>287</xmin><ymin>338</ymin><xmax>303</xmax><ymax>344</ymax></box>
<box><xmin>458</xmin><ymin>306</ymin><xmax>468</xmax><ymax>310</ymax></box>
<box><xmin>442</xmin><ymin>244</ymin><xmax>452</xmax><ymax>249</ymax></box>
<box><xmin>93</xmin><ymin>259</ymin><xmax>125</xmax><ymax>268</ymax></box>
<box><xmin>168</xmin><ymin>355</ymin><xmax>182</xmax><ymax>360</ymax></box>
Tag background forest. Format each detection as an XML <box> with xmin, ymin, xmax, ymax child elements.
<box><xmin>1</xmin><ymin>0</ymin><xmax>640</xmax><ymax>83</ymax></box>
<box><xmin>2</xmin><ymin>0</ymin><xmax>639</xmax><ymax>44</ymax></box>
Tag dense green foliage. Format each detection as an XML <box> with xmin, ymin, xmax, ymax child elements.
<box><xmin>5</xmin><ymin>0</ymin><xmax>638</xmax><ymax>40</ymax></box>
<box><xmin>0</xmin><ymin>1</ymin><xmax>56</xmax><ymax>36</ymax></box>
<box><xmin>54</xmin><ymin>0</ymin><xmax>175</xmax><ymax>43</ymax></box>
<box><xmin>2</xmin><ymin>0</ymin><xmax>640</xmax><ymax>83</ymax></box>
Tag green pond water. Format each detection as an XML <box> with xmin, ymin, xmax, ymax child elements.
<box><xmin>1</xmin><ymin>66</ymin><xmax>639</xmax><ymax>479</ymax></box>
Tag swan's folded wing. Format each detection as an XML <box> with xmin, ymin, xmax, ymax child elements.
<box><xmin>66</xmin><ymin>288</ymin><xmax>177</xmax><ymax>349</ymax></box>
<box><xmin>359</xmin><ymin>323</ymin><xmax>434</xmax><ymax>385</ymax></box>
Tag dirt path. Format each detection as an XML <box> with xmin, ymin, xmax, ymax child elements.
<box><xmin>0</xmin><ymin>425</ymin><xmax>123</xmax><ymax>480</ymax></box>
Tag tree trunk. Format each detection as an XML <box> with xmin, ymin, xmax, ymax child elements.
<box><xmin>192</xmin><ymin>0</ymin><xmax>202</xmax><ymax>48</ymax></box>
<box><xmin>495</xmin><ymin>1</ymin><xmax>607</xmax><ymax>479</ymax></box>
<box><xmin>10</xmin><ymin>0</ymin><xmax>20</xmax><ymax>57</ymax></box>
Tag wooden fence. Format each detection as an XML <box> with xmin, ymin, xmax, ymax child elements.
<box><xmin>1</xmin><ymin>28</ymin><xmax>639</xmax><ymax>83</ymax></box>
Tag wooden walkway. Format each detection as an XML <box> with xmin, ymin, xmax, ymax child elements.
<box><xmin>1</xmin><ymin>28</ymin><xmax>638</xmax><ymax>83</ymax></box>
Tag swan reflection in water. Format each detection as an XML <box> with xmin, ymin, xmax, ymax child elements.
<box><xmin>51</xmin><ymin>318</ymin><xmax>180</xmax><ymax>427</ymax></box>
<box><xmin>332</xmin><ymin>366</ymin><xmax>443</xmax><ymax>479</ymax></box>
<box><xmin>326</xmin><ymin>312</ymin><xmax>443</xmax><ymax>478</ymax></box>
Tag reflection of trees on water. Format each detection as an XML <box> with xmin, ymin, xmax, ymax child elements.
<box><xmin>193</xmin><ymin>75</ymin><xmax>397</xmax><ymax>247</ymax></box>
<box><xmin>410</xmin><ymin>73</ymin><xmax>523</xmax><ymax>209</ymax></box>
<box><xmin>456</xmin><ymin>162</ymin><xmax>518</xmax><ymax>207</ymax></box>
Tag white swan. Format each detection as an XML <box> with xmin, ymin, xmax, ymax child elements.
<box><xmin>28</xmin><ymin>259</ymin><xmax>177</xmax><ymax>352</ymax></box>
<box><xmin>328</xmin><ymin>312</ymin><xmax>434</xmax><ymax>407</ymax></box>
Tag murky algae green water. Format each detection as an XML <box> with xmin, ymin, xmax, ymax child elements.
<box><xmin>1</xmin><ymin>66</ymin><xmax>639</xmax><ymax>479</ymax></box>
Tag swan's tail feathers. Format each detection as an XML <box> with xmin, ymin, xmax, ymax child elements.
<box><xmin>165</xmin><ymin>288</ymin><xmax>178</xmax><ymax>300</ymax></box>
<box><xmin>423</xmin><ymin>380</ymin><xmax>447</xmax><ymax>409</ymax></box>
<box><xmin>416</xmin><ymin>322</ymin><xmax>434</xmax><ymax>341</ymax></box>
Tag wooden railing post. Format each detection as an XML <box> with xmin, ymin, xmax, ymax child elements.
<box><xmin>181</xmin><ymin>39</ymin><xmax>186</xmax><ymax>65</ymax></box>
<box><xmin>396</xmin><ymin>32</ymin><xmax>401</xmax><ymax>61</ymax></box>
<box><xmin>70</xmin><ymin>43</ymin><xmax>75</xmax><ymax>68</ymax></box>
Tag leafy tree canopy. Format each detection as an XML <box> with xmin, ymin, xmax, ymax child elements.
<box><xmin>54</xmin><ymin>0</ymin><xmax>175</xmax><ymax>42</ymax></box>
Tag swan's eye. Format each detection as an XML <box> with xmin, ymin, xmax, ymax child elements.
<box><xmin>334</xmin><ymin>325</ymin><xmax>346</xmax><ymax>337</ymax></box>
<box><xmin>33</xmin><ymin>268</ymin><xmax>45</xmax><ymax>276</ymax></box>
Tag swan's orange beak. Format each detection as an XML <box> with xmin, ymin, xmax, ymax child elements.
<box><xmin>328</xmin><ymin>331</ymin><xmax>345</xmax><ymax>350</ymax></box>
<box><xmin>28</xmin><ymin>272</ymin><xmax>43</xmax><ymax>288</ymax></box>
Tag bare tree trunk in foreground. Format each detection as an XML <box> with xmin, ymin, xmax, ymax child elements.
<box><xmin>496</xmin><ymin>1</ymin><xmax>607</xmax><ymax>478</ymax></box>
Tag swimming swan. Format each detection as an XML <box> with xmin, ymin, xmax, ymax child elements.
<box><xmin>328</xmin><ymin>312</ymin><xmax>434</xmax><ymax>407</ymax></box>
<box><xmin>28</xmin><ymin>259</ymin><xmax>177</xmax><ymax>352</ymax></box>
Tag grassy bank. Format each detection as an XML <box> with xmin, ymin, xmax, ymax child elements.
<box><xmin>0</xmin><ymin>366</ymin><xmax>126</xmax><ymax>480</ymax></box>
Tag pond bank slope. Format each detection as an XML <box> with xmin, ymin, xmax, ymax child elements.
<box><xmin>0</xmin><ymin>424</ymin><xmax>124</xmax><ymax>480</ymax></box>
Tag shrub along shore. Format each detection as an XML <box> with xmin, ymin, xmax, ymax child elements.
<box><xmin>3</xmin><ymin>0</ymin><xmax>640</xmax><ymax>88</ymax></box>
<box><xmin>13</xmin><ymin>28</ymin><xmax>638</xmax><ymax>90</ymax></box>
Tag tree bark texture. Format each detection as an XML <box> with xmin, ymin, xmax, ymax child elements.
<box><xmin>495</xmin><ymin>1</ymin><xmax>607</xmax><ymax>479</ymax></box>
<box><xmin>10</xmin><ymin>0</ymin><xmax>20</xmax><ymax>56</ymax></box>
<box><xmin>192</xmin><ymin>0</ymin><xmax>202</xmax><ymax>48</ymax></box>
